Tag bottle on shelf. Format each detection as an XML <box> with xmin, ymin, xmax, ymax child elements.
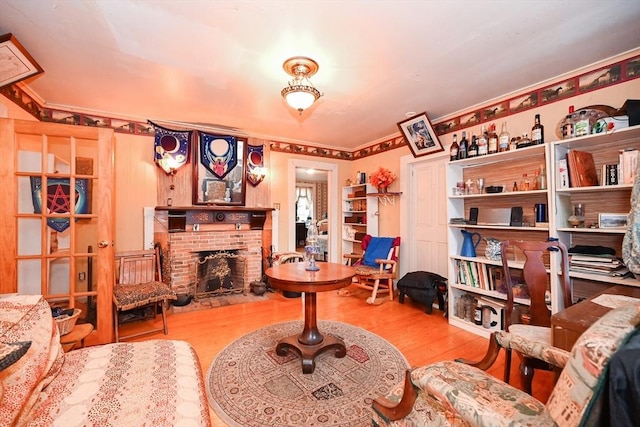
<box><xmin>537</xmin><ymin>165</ymin><xmax>547</xmax><ymax>190</ymax></box>
<box><xmin>488</xmin><ymin>123</ymin><xmax>498</xmax><ymax>154</ymax></box>
<box><xmin>468</xmin><ymin>133</ymin><xmax>479</xmax><ymax>157</ymax></box>
<box><xmin>517</xmin><ymin>133</ymin><xmax>531</xmax><ymax>149</ymax></box>
<box><xmin>562</xmin><ymin>106</ymin><xmax>575</xmax><ymax>139</ymax></box>
<box><xmin>520</xmin><ymin>173</ymin><xmax>530</xmax><ymax>191</ymax></box>
<box><xmin>498</xmin><ymin>122</ymin><xmax>510</xmax><ymax>152</ymax></box>
<box><xmin>509</xmin><ymin>136</ymin><xmax>518</xmax><ymax>151</ymax></box>
<box><xmin>531</xmin><ymin>114</ymin><xmax>544</xmax><ymax>145</ymax></box>
<box><xmin>574</xmin><ymin>110</ymin><xmax>591</xmax><ymax>137</ymax></box>
<box><xmin>450</xmin><ymin>133</ymin><xmax>459</xmax><ymax>161</ymax></box>
<box><xmin>477</xmin><ymin>125</ymin><xmax>488</xmax><ymax>156</ymax></box>
<box><xmin>458</xmin><ymin>131</ymin><xmax>468</xmax><ymax>159</ymax></box>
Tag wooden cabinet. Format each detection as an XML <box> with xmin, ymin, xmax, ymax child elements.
<box><xmin>341</xmin><ymin>183</ymin><xmax>378</xmax><ymax>258</ymax></box>
<box><xmin>446</xmin><ymin>124</ymin><xmax>640</xmax><ymax>338</ymax></box>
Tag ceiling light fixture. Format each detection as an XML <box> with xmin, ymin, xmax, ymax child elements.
<box><xmin>281</xmin><ymin>56</ymin><xmax>322</xmax><ymax>114</ymax></box>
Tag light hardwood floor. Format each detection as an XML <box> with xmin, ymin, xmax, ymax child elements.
<box><xmin>116</xmin><ymin>285</ymin><xmax>554</xmax><ymax>426</ymax></box>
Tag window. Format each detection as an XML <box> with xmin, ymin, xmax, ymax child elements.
<box><xmin>295</xmin><ymin>186</ymin><xmax>314</xmax><ymax>223</ymax></box>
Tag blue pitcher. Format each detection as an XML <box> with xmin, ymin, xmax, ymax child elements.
<box><xmin>460</xmin><ymin>230</ymin><xmax>481</xmax><ymax>257</ymax></box>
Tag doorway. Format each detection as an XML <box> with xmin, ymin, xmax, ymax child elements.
<box><xmin>400</xmin><ymin>152</ymin><xmax>449</xmax><ymax>278</ymax></box>
<box><xmin>287</xmin><ymin>159</ymin><xmax>338</xmax><ymax>262</ymax></box>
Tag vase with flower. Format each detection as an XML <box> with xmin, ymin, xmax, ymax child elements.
<box><xmin>370</xmin><ymin>167</ymin><xmax>397</xmax><ymax>193</ymax></box>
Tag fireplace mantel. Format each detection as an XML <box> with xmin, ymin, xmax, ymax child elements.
<box><xmin>156</xmin><ymin>206</ymin><xmax>272</xmax><ymax>232</ymax></box>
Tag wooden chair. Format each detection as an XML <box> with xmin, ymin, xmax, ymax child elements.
<box><xmin>456</xmin><ymin>239</ymin><xmax>573</xmax><ymax>394</ymax></box>
<box><xmin>113</xmin><ymin>248</ymin><xmax>176</xmax><ymax>342</ymax></box>
<box><xmin>344</xmin><ymin>235</ymin><xmax>401</xmax><ymax>304</ymax></box>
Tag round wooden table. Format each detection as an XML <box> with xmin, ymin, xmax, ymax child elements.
<box><xmin>266</xmin><ymin>262</ymin><xmax>355</xmax><ymax>374</ymax></box>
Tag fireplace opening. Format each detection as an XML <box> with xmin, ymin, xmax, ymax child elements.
<box><xmin>195</xmin><ymin>250</ymin><xmax>247</xmax><ymax>298</ymax></box>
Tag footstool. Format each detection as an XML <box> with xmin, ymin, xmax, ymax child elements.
<box><xmin>397</xmin><ymin>271</ymin><xmax>447</xmax><ymax>314</ymax></box>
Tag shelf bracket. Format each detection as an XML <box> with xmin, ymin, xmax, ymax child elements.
<box><xmin>368</xmin><ymin>192</ymin><xmax>402</xmax><ymax>206</ymax></box>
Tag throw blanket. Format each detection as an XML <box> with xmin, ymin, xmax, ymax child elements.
<box><xmin>363</xmin><ymin>237</ymin><xmax>395</xmax><ymax>267</ymax></box>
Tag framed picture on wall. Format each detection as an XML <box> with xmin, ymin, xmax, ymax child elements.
<box><xmin>397</xmin><ymin>112</ymin><xmax>444</xmax><ymax>158</ymax></box>
<box><xmin>0</xmin><ymin>33</ymin><xmax>44</xmax><ymax>88</ymax></box>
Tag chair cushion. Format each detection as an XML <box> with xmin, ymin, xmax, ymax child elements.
<box><xmin>496</xmin><ymin>324</ymin><xmax>571</xmax><ymax>368</ymax></box>
<box><xmin>411</xmin><ymin>361</ymin><xmax>555</xmax><ymax>426</ymax></box>
<box><xmin>113</xmin><ymin>281</ymin><xmax>177</xmax><ymax>310</ymax></box>
<box><xmin>546</xmin><ymin>304</ymin><xmax>640</xmax><ymax>426</ymax></box>
<box><xmin>363</xmin><ymin>237</ymin><xmax>395</xmax><ymax>267</ymax></box>
<box><xmin>372</xmin><ymin>378</ymin><xmax>468</xmax><ymax>427</ymax></box>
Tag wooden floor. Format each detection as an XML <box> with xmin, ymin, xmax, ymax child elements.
<box><xmin>116</xmin><ymin>285</ymin><xmax>554</xmax><ymax>426</ymax></box>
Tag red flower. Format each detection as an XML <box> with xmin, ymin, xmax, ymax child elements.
<box><xmin>370</xmin><ymin>167</ymin><xmax>397</xmax><ymax>188</ymax></box>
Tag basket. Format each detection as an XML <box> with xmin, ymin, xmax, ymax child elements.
<box><xmin>55</xmin><ymin>308</ymin><xmax>82</xmax><ymax>336</ymax></box>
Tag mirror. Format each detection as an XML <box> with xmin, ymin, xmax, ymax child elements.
<box><xmin>193</xmin><ymin>135</ymin><xmax>247</xmax><ymax>205</ymax></box>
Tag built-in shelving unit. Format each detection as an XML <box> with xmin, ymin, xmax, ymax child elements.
<box><xmin>342</xmin><ymin>183</ymin><xmax>378</xmax><ymax>258</ymax></box>
<box><xmin>446</xmin><ymin>124</ymin><xmax>640</xmax><ymax>338</ymax></box>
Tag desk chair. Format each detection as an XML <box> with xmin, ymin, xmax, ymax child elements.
<box><xmin>113</xmin><ymin>248</ymin><xmax>176</xmax><ymax>342</ymax></box>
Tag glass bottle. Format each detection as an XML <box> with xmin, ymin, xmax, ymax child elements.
<box><xmin>574</xmin><ymin>110</ymin><xmax>591</xmax><ymax>137</ymax></box>
<box><xmin>562</xmin><ymin>106</ymin><xmax>575</xmax><ymax>139</ymax></box>
<box><xmin>509</xmin><ymin>136</ymin><xmax>518</xmax><ymax>151</ymax></box>
<box><xmin>537</xmin><ymin>165</ymin><xmax>547</xmax><ymax>190</ymax></box>
<box><xmin>488</xmin><ymin>123</ymin><xmax>498</xmax><ymax>154</ymax></box>
<box><xmin>458</xmin><ymin>131</ymin><xmax>468</xmax><ymax>159</ymax></box>
<box><xmin>518</xmin><ymin>133</ymin><xmax>531</xmax><ymax>149</ymax></box>
<box><xmin>477</xmin><ymin>125</ymin><xmax>488</xmax><ymax>156</ymax></box>
<box><xmin>531</xmin><ymin>114</ymin><xmax>544</xmax><ymax>145</ymax></box>
<box><xmin>468</xmin><ymin>133</ymin><xmax>479</xmax><ymax>157</ymax></box>
<box><xmin>498</xmin><ymin>122</ymin><xmax>510</xmax><ymax>152</ymax></box>
<box><xmin>520</xmin><ymin>173</ymin><xmax>530</xmax><ymax>191</ymax></box>
<box><xmin>568</xmin><ymin>203</ymin><xmax>585</xmax><ymax>227</ymax></box>
<box><xmin>449</xmin><ymin>133</ymin><xmax>459</xmax><ymax>161</ymax></box>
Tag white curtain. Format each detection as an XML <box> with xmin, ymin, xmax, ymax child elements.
<box><xmin>296</xmin><ymin>186</ymin><xmax>314</xmax><ymax>223</ymax></box>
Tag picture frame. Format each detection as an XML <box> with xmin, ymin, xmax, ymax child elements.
<box><xmin>0</xmin><ymin>33</ymin><xmax>44</xmax><ymax>88</ymax></box>
<box><xmin>598</xmin><ymin>213</ymin><xmax>628</xmax><ymax>229</ymax></box>
<box><xmin>397</xmin><ymin>112</ymin><xmax>444</xmax><ymax>158</ymax></box>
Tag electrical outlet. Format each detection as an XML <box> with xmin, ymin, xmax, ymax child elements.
<box><xmin>79</xmin><ymin>272</ymin><xmax>86</xmax><ymax>281</ymax></box>
<box><xmin>273</xmin><ymin>203</ymin><xmax>281</xmax><ymax>210</ymax></box>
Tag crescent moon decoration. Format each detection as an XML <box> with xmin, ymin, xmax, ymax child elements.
<box><xmin>149</xmin><ymin>120</ymin><xmax>192</xmax><ymax>174</ymax></box>
<box><xmin>247</xmin><ymin>144</ymin><xmax>265</xmax><ymax>186</ymax></box>
<box><xmin>199</xmin><ymin>133</ymin><xmax>237</xmax><ymax>179</ymax></box>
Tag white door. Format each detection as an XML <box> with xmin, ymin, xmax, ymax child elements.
<box><xmin>400</xmin><ymin>153</ymin><xmax>449</xmax><ymax>277</ymax></box>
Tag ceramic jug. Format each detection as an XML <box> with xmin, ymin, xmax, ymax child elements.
<box><xmin>484</xmin><ymin>237</ymin><xmax>502</xmax><ymax>261</ymax></box>
<box><xmin>460</xmin><ymin>230</ymin><xmax>481</xmax><ymax>257</ymax></box>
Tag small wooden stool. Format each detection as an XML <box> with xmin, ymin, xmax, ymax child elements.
<box><xmin>60</xmin><ymin>323</ymin><xmax>94</xmax><ymax>352</ymax></box>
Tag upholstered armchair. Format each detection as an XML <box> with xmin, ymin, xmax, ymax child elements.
<box><xmin>372</xmin><ymin>303</ymin><xmax>640</xmax><ymax>426</ymax></box>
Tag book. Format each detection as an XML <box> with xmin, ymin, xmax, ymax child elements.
<box><xmin>556</xmin><ymin>159</ymin><xmax>569</xmax><ymax>189</ymax></box>
<box><xmin>567</xmin><ymin>149</ymin><xmax>599</xmax><ymax>187</ymax></box>
<box><xmin>604</xmin><ymin>163</ymin><xmax>619</xmax><ymax>185</ymax></box>
<box><xmin>620</xmin><ymin>149</ymin><xmax>638</xmax><ymax>184</ymax></box>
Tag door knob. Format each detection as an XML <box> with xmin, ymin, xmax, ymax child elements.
<box><xmin>98</xmin><ymin>240</ymin><xmax>111</xmax><ymax>248</ymax></box>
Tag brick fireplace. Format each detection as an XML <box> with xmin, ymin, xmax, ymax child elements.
<box><xmin>154</xmin><ymin>207</ymin><xmax>270</xmax><ymax>297</ymax></box>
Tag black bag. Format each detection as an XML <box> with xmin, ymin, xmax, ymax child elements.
<box><xmin>397</xmin><ymin>271</ymin><xmax>447</xmax><ymax>314</ymax></box>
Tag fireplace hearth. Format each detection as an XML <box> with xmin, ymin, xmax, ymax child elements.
<box><xmin>195</xmin><ymin>251</ymin><xmax>247</xmax><ymax>298</ymax></box>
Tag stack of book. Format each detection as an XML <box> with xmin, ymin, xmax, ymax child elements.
<box><xmin>569</xmin><ymin>253</ymin><xmax>631</xmax><ymax>277</ymax></box>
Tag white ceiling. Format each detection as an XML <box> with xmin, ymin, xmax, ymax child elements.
<box><xmin>1</xmin><ymin>0</ymin><xmax>639</xmax><ymax>150</ymax></box>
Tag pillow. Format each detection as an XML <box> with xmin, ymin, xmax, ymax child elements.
<box><xmin>362</xmin><ymin>237</ymin><xmax>395</xmax><ymax>267</ymax></box>
<box><xmin>0</xmin><ymin>341</ymin><xmax>32</xmax><ymax>372</ymax></box>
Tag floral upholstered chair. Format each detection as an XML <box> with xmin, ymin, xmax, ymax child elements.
<box><xmin>372</xmin><ymin>303</ymin><xmax>640</xmax><ymax>426</ymax></box>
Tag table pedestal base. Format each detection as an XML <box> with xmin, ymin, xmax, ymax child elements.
<box><xmin>276</xmin><ymin>334</ymin><xmax>346</xmax><ymax>374</ymax></box>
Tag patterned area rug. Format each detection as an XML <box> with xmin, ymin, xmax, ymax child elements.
<box><xmin>206</xmin><ymin>320</ymin><xmax>409</xmax><ymax>426</ymax></box>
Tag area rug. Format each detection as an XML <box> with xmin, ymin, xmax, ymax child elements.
<box><xmin>206</xmin><ymin>320</ymin><xmax>409</xmax><ymax>426</ymax></box>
